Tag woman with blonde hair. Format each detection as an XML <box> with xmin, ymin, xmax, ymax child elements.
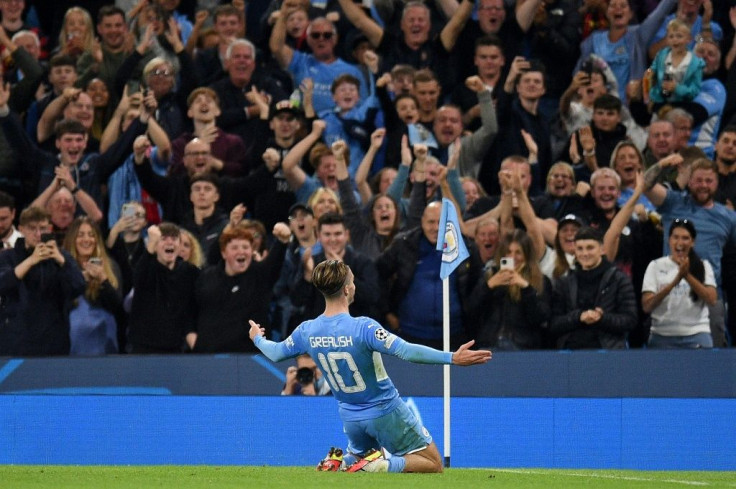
<box><xmin>63</xmin><ymin>217</ymin><xmax>124</xmax><ymax>355</ymax></box>
<box><xmin>307</xmin><ymin>187</ymin><xmax>343</xmax><ymax>220</ymax></box>
<box><xmin>179</xmin><ymin>228</ymin><xmax>205</xmax><ymax>268</ymax></box>
<box><xmin>57</xmin><ymin>7</ymin><xmax>95</xmax><ymax>59</ymax></box>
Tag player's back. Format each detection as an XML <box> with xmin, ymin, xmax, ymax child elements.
<box><xmin>294</xmin><ymin>312</ymin><xmax>402</xmax><ymax>421</ymax></box>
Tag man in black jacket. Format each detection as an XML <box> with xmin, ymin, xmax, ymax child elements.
<box><xmin>128</xmin><ymin>222</ymin><xmax>199</xmax><ymax>354</ymax></box>
<box><xmin>0</xmin><ymin>206</ymin><xmax>85</xmax><ymax>356</ymax></box>
<box><xmin>550</xmin><ymin>226</ymin><xmax>637</xmax><ymax>349</ymax></box>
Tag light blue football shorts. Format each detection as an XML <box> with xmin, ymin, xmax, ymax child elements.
<box><xmin>343</xmin><ymin>401</ymin><xmax>433</xmax><ymax>456</ymax></box>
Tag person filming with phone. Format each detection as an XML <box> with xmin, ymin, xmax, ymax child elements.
<box><xmin>63</xmin><ymin>216</ymin><xmax>125</xmax><ymax>355</ymax></box>
<box><xmin>0</xmin><ymin>207</ymin><xmax>85</xmax><ymax>356</ymax></box>
<box><xmin>467</xmin><ymin>168</ymin><xmax>552</xmax><ymax>351</ymax></box>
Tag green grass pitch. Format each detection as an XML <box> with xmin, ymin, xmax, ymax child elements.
<box><xmin>1</xmin><ymin>466</ymin><xmax>734</xmax><ymax>488</ymax></box>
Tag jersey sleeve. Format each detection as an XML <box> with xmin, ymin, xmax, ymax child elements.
<box><xmin>361</xmin><ymin>318</ymin><xmax>453</xmax><ymax>364</ymax></box>
<box><xmin>253</xmin><ymin>325</ymin><xmax>307</xmax><ymax>362</ymax></box>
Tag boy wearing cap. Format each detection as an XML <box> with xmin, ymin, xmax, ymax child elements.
<box><xmin>180</xmin><ymin>173</ymin><xmax>229</xmax><ymax>263</ymax></box>
<box><xmin>542</xmin><ymin>213</ymin><xmax>584</xmax><ymax>280</ymax></box>
<box><xmin>245</xmin><ymin>99</ymin><xmax>304</xmax><ymax>233</ymax></box>
<box><xmin>273</xmin><ymin>203</ymin><xmax>323</xmax><ymax>335</ymax></box>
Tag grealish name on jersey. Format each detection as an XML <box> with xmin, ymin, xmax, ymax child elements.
<box><xmin>309</xmin><ymin>335</ymin><xmax>354</xmax><ymax>348</ymax></box>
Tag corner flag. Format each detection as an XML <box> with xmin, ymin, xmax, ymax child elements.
<box><xmin>436</xmin><ymin>198</ymin><xmax>469</xmax><ymax>280</ymax></box>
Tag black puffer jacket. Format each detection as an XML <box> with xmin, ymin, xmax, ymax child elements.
<box><xmin>550</xmin><ymin>260</ymin><xmax>637</xmax><ymax>349</ymax></box>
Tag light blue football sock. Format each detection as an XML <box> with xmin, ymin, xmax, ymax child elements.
<box><xmin>343</xmin><ymin>453</ymin><xmax>358</xmax><ymax>467</ymax></box>
<box><xmin>388</xmin><ymin>456</ymin><xmax>406</xmax><ymax>473</ymax></box>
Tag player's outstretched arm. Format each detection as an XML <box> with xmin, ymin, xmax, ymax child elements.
<box><xmin>248</xmin><ymin>319</ymin><xmax>291</xmax><ymax>362</ymax></box>
<box><xmin>451</xmin><ymin>340</ymin><xmax>492</xmax><ymax>366</ymax></box>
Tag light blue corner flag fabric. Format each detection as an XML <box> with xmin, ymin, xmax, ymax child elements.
<box><xmin>436</xmin><ymin>198</ymin><xmax>469</xmax><ymax>280</ymax></box>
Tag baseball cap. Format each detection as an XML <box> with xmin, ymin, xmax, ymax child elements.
<box><xmin>558</xmin><ymin>214</ymin><xmax>585</xmax><ymax>227</ymax></box>
<box><xmin>288</xmin><ymin>203</ymin><xmax>313</xmax><ymax>217</ymax></box>
<box><xmin>270</xmin><ymin>99</ymin><xmax>301</xmax><ymax>120</ymax></box>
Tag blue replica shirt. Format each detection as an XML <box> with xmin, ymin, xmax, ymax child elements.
<box><xmin>592</xmin><ymin>31</ymin><xmax>629</xmax><ymax>99</ymax></box>
<box><xmin>690</xmin><ymin>78</ymin><xmax>726</xmax><ymax>159</ymax></box>
<box><xmin>289</xmin><ymin>51</ymin><xmax>368</xmax><ymax>115</ymax></box>
<box><xmin>254</xmin><ymin>313</ymin><xmax>452</xmax><ymax>421</ymax></box>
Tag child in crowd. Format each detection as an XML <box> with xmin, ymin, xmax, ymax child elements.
<box><xmin>321</xmin><ymin>73</ymin><xmax>379</xmax><ymax>178</ymax></box>
<box><xmin>649</xmin><ymin>19</ymin><xmax>705</xmax><ymax>105</ymax></box>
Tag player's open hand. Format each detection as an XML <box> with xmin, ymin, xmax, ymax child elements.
<box><xmin>248</xmin><ymin>319</ymin><xmax>266</xmax><ymax>341</ymax></box>
<box><xmin>451</xmin><ymin>340</ymin><xmax>492</xmax><ymax>366</ymax></box>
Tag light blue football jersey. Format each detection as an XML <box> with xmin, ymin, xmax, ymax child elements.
<box><xmin>254</xmin><ymin>313</ymin><xmax>452</xmax><ymax>421</ymax></box>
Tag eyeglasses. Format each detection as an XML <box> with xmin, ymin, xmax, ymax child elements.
<box><xmin>673</xmin><ymin>218</ymin><xmax>691</xmax><ymax>225</ymax></box>
<box><xmin>151</xmin><ymin>69</ymin><xmax>173</xmax><ymax>77</ymax></box>
<box><xmin>309</xmin><ymin>32</ymin><xmax>334</xmax><ymax>40</ymax></box>
<box><xmin>185</xmin><ymin>151</ymin><xmax>210</xmax><ymax>157</ymax></box>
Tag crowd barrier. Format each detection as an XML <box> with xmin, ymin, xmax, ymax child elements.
<box><xmin>0</xmin><ymin>350</ymin><xmax>734</xmax><ymax>469</ymax></box>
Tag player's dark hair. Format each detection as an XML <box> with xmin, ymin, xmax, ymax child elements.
<box><xmin>312</xmin><ymin>260</ymin><xmax>350</xmax><ymax>299</ymax></box>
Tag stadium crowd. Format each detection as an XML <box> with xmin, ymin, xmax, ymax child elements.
<box><xmin>0</xmin><ymin>0</ymin><xmax>736</xmax><ymax>357</ymax></box>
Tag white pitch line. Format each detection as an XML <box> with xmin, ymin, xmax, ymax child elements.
<box><xmin>491</xmin><ymin>468</ymin><xmax>728</xmax><ymax>486</ymax></box>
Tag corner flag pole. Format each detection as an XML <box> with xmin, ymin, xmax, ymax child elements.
<box><xmin>437</xmin><ymin>198</ymin><xmax>468</xmax><ymax>469</ymax></box>
<box><xmin>442</xmin><ymin>277</ymin><xmax>451</xmax><ymax>469</ymax></box>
